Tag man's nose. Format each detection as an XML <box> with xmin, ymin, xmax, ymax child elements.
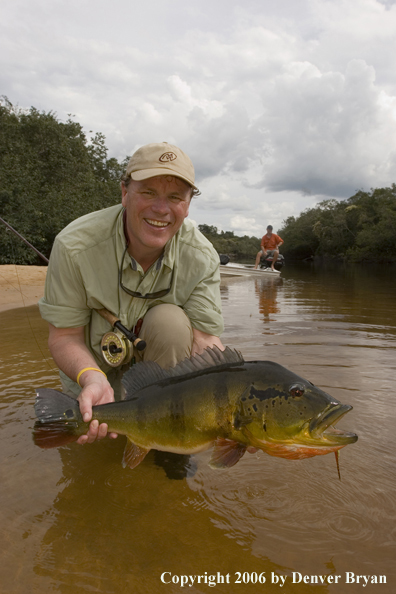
<box><xmin>151</xmin><ymin>196</ymin><xmax>170</xmax><ymax>213</ymax></box>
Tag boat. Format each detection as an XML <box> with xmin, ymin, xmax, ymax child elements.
<box><xmin>219</xmin><ymin>254</ymin><xmax>283</xmax><ymax>277</ymax></box>
<box><xmin>220</xmin><ymin>263</ymin><xmax>281</xmax><ymax>277</ymax></box>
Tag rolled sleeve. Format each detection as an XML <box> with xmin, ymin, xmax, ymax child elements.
<box><xmin>38</xmin><ymin>238</ymin><xmax>91</xmax><ymax>328</ymax></box>
<box><xmin>183</xmin><ymin>258</ymin><xmax>224</xmax><ymax>337</ymax></box>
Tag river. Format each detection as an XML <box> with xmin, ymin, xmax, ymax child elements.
<box><xmin>0</xmin><ymin>263</ymin><xmax>395</xmax><ymax>593</ymax></box>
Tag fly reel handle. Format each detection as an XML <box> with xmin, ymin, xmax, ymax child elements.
<box><xmin>96</xmin><ymin>309</ymin><xmax>146</xmax><ymax>352</ymax></box>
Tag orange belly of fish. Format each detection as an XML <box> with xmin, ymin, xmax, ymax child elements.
<box><xmin>260</xmin><ymin>442</ymin><xmax>344</xmax><ymax>460</ymax></box>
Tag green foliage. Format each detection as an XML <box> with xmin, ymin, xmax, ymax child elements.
<box><xmin>2</xmin><ymin>97</ymin><xmax>395</xmax><ymax>266</ymax></box>
<box><xmin>0</xmin><ymin>97</ymin><xmax>122</xmax><ymax>264</ymax></box>
<box><xmin>278</xmin><ymin>185</ymin><xmax>396</xmax><ymax>262</ymax></box>
<box><xmin>198</xmin><ymin>224</ymin><xmax>260</xmax><ymax>260</ymax></box>
<box><xmin>278</xmin><ymin>209</ymin><xmax>320</xmax><ymax>260</ymax></box>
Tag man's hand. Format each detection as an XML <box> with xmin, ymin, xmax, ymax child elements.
<box><xmin>77</xmin><ymin>370</ymin><xmax>118</xmax><ymax>444</ymax></box>
<box><xmin>47</xmin><ymin>323</ymin><xmax>118</xmax><ymax>445</ymax></box>
<box><xmin>191</xmin><ymin>328</ymin><xmax>224</xmax><ymax>357</ymax></box>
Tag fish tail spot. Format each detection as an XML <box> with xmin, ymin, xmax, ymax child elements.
<box><xmin>33</xmin><ymin>421</ymin><xmax>79</xmax><ymax>449</ymax></box>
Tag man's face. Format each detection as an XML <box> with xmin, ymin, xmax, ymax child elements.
<box><xmin>121</xmin><ymin>175</ymin><xmax>191</xmax><ymax>262</ymax></box>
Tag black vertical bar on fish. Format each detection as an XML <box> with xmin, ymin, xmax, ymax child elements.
<box><xmin>0</xmin><ymin>216</ymin><xmax>49</xmax><ymax>264</ymax></box>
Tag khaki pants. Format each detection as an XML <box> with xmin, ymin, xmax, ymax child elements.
<box><xmin>101</xmin><ymin>304</ymin><xmax>193</xmax><ymax>400</ymax></box>
<box><xmin>135</xmin><ymin>303</ymin><xmax>193</xmax><ymax>367</ymax></box>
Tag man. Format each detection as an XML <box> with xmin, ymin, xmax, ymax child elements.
<box><xmin>39</xmin><ymin>142</ymin><xmax>224</xmax><ymax>445</ymax></box>
<box><xmin>254</xmin><ymin>225</ymin><xmax>284</xmax><ymax>271</ymax></box>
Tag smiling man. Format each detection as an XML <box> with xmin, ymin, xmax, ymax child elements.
<box><xmin>39</xmin><ymin>143</ymin><xmax>224</xmax><ymax>444</ymax></box>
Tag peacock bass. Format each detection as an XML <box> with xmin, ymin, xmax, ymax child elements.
<box><xmin>33</xmin><ymin>347</ymin><xmax>357</xmax><ymax>471</ymax></box>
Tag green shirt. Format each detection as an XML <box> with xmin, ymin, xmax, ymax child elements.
<box><xmin>39</xmin><ymin>204</ymin><xmax>223</xmax><ymax>389</ymax></box>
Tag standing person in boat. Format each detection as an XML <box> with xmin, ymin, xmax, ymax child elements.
<box><xmin>39</xmin><ymin>142</ymin><xmax>224</xmax><ymax>445</ymax></box>
<box><xmin>254</xmin><ymin>225</ymin><xmax>284</xmax><ymax>271</ymax></box>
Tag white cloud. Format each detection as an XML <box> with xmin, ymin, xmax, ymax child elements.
<box><xmin>258</xmin><ymin>58</ymin><xmax>396</xmax><ymax>196</ymax></box>
<box><xmin>1</xmin><ymin>0</ymin><xmax>396</xmax><ymax>238</ymax></box>
<box><xmin>229</xmin><ymin>215</ymin><xmax>261</xmax><ymax>236</ymax></box>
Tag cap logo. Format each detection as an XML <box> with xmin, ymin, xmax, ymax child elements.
<box><xmin>159</xmin><ymin>152</ymin><xmax>177</xmax><ymax>163</ymax></box>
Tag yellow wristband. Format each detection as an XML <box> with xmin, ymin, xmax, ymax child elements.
<box><xmin>76</xmin><ymin>367</ymin><xmax>107</xmax><ymax>387</ymax></box>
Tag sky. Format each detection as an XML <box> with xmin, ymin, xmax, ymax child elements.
<box><xmin>1</xmin><ymin>0</ymin><xmax>396</xmax><ymax>236</ymax></box>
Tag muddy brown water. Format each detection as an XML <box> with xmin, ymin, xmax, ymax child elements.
<box><xmin>0</xmin><ymin>263</ymin><xmax>395</xmax><ymax>594</ymax></box>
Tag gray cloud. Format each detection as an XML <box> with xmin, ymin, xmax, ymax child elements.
<box><xmin>256</xmin><ymin>59</ymin><xmax>396</xmax><ymax>197</ymax></box>
<box><xmin>1</xmin><ymin>0</ymin><xmax>395</xmax><ymax>236</ymax></box>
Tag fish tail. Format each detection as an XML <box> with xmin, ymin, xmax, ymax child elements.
<box><xmin>33</xmin><ymin>388</ymin><xmax>84</xmax><ymax>449</ymax></box>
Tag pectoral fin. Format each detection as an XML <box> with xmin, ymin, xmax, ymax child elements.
<box><xmin>122</xmin><ymin>438</ymin><xmax>150</xmax><ymax>469</ymax></box>
<box><xmin>209</xmin><ymin>438</ymin><xmax>247</xmax><ymax>469</ymax></box>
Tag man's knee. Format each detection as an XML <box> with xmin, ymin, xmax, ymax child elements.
<box><xmin>141</xmin><ymin>304</ymin><xmax>192</xmax><ymax>340</ymax></box>
<box><xmin>137</xmin><ymin>304</ymin><xmax>193</xmax><ymax>368</ymax></box>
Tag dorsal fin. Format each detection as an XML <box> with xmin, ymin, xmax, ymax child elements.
<box><xmin>122</xmin><ymin>346</ymin><xmax>244</xmax><ymax>399</ymax></box>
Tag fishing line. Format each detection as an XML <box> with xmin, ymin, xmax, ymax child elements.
<box><xmin>3</xmin><ymin>232</ymin><xmax>57</xmax><ymax>375</ymax></box>
<box><xmin>15</xmin><ymin>266</ymin><xmax>57</xmax><ymax>373</ymax></box>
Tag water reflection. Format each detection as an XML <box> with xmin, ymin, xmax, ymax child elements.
<box><xmin>255</xmin><ymin>276</ymin><xmax>283</xmax><ymax>322</ymax></box>
<box><xmin>32</xmin><ymin>443</ymin><xmax>308</xmax><ymax>594</ymax></box>
<box><xmin>1</xmin><ymin>265</ymin><xmax>396</xmax><ymax>593</ymax></box>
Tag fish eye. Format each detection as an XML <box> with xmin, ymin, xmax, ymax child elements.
<box><xmin>289</xmin><ymin>384</ymin><xmax>305</xmax><ymax>397</ymax></box>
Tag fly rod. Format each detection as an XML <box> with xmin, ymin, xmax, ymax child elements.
<box><xmin>0</xmin><ymin>216</ymin><xmax>146</xmax><ymax>358</ymax></box>
<box><xmin>96</xmin><ymin>307</ymin><xmax>146</xmax><ymax>361</ymax></box>
<box><xmin>0</xmin><ymin>216</ymin><xmax>49</xmax><ymax>264</ymax></box>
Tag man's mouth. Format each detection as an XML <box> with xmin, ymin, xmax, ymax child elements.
<box><xmin>145</xmin><ymin>219</ymin><xmax>170</xmax><ymax>228</ymax></box>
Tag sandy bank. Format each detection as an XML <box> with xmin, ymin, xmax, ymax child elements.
<box><xmin>0</xmin><ymin>265</ymin><xmax>47</xmax><ymax>312</ymax></box>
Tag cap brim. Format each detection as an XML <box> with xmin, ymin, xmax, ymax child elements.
<box><xmin>130</xmin><ymin>168</ymin><xmax>197</xmax><ymax>190</ymax></box>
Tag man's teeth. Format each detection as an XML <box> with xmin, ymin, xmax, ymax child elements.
<box><xmin>146</xmin><ymin>219</ymin><xmax>169</xmax><ymax>227</ymax></box>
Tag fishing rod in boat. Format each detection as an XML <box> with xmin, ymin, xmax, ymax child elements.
<box><xmin>0</xmin><ymin>216</ymin><xmax>146</xmax><ymax>362</ymax></box>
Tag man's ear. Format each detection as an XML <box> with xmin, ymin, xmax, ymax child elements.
<box><xmin>121</xmin><ymin>182</ymin><xmax>128</xmax><ymax>207</ymax></box>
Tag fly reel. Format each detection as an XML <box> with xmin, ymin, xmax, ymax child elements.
<box><xmin>100</xmin><ymin>329</ymin><xmax>133</xmax><ymax>367</ymax></box>
<box><xmin>97</xmin><ymin>308</ymin><xmax>146</xmax><ymax>368</ymax></box>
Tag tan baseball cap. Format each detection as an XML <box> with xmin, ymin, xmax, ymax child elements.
<box><xmin>126</xmin><ymin>142</ymin><xmax>197</xmax><ymax>189</ymax></box>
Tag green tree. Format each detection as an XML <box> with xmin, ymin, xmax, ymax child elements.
<box><xmin>348</xmin><ymin>186</ymin><xmax>396</xmax><ymax>260</ymax></box>
<box><xmin>278</xmin><ymin>185</ymin><xmax>396</xmax><ymax>262</ymax></box>
<box><xmin>198</xmin><ymin>224</ymin><xmax>218</xmax><ymax>236</ymax></box>
<box><xmin>0</xmin><ymin>98</ymin><xmax>123</xmax><ymax>264</ymax></box>
<box><xmin>278</xmin><ymin>208</ymin><xmax>320</xmax><ymax>259</ymax></box>
<box><xmin>198</xmin><ymin>224</ymin><xmax>260</xmax><ymax>260</ymax></box>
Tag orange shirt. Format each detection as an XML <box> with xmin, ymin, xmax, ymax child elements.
<box><xmin>261</xmin><ymin>233</ymin><xmax>283</xmax><ymax>250</ymax></box>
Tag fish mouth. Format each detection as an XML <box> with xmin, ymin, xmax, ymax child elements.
<box><xmin>309</xmin><ymin>404</ymin><xmax>358</xmax><ymax>445</ymax></box>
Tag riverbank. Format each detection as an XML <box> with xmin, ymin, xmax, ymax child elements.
<box><xmin>0</xmin><ymin>265</ymin><xmax>47</xmax><ymax>312</ymax></box>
